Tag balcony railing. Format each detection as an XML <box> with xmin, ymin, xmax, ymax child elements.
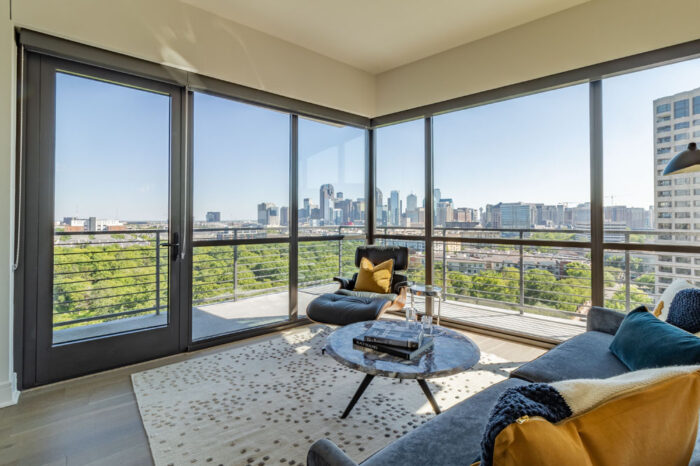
<box><xmin>53</xmin><ymin>226</ymin><xmax>682</xmax><ymax>334</ymax></box>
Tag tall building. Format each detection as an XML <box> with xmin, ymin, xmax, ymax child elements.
<box><xmin>653</xmin><ymin>87</ymin><xmax>700</xmax><ymax>293</ymax></box>
<box><xmin>257</xmin><ymin>202</ymin><xmax>280</xmax><ymax>226</ymax></box>
<box><xmin>388</xmin><ymin>190</ymin><xmax>400</xmax><ymax>225</ymax></box>
<box><xmin>280</xmin><ymin>206</ymin><xmax>289</xmax><ymax>226</ymax></box>
<box><xmin>319</xmin><ymin>184</ymin><xmax>334</xmax><ymax>224</ymax></box>
<box><xmin>205</xmin><ymin>211</ymin><xmax>221</xmax><ymax>222</ymax></box>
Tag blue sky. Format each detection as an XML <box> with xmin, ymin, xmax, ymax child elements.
<box><xmin>55</xmin><ymin>58</ymin><xmax>700</xmax><ymax>221</ymax></box>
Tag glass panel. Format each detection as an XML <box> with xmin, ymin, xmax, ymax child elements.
<box><xmin>298</xmin><ymin>117</ymin><xmax>365</xmax><ymax>237</ymax></box>
<box><xmin>52</xmin><ymin>72</ymin><xmax>171</xmax><ymax>343</ymax></box>
<box><xmin>191</xmin><ymin>242</ymin><xmax>289</xmax><ymax>339</ymax></box>
<box><xmin>375</xmin><ymin>119</ymin><xmax>425</xmax><ymax>232</ymax></box>
<box><xmin>192</xmin><ymin>93</ymin><xmax>289</xmax><ymax>240</ymax></box>
<box><xmin>433</xmin><ymin>84</ymin><xmax>590</xmax><ymax>238</ymax></box>
<box><xmin>192</xmin><ymin>93</ymin><xmax>290</xmax><ymax>340</ymax></box>
<box><xmin>603</xmin><ymin>58</ymin><xmax>700</xmax><ymax>308</ymax></box>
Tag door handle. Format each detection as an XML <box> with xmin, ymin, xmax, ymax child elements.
<box><xmin>161</xmin><ymin>232</ymin><xmax>179</xmax><ymax>261</ymax></box>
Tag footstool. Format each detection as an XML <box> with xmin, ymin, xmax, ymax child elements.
<box><xmin>306</xmin><ymin>293</ymin><xmax>390</xmax><ymax>326</ymax></box>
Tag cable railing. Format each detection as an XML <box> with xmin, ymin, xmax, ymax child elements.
<box><xmin>53</xmin><ymin>225</ymin><xmax>690</xmax><ymax>331</ymax></box>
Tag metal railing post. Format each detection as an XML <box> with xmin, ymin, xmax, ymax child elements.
<box><xmin>519</xmin><ymin>231</ymin><xmax>524</xmax><ymax>314</ymax></box>
<box><xmin>624</xmin><ymin>232</ymin><xmax>631</xmax><ymax>311</ymax></box>
<box><xmin>233</xmin><ymin>229</ymin><xmax>238</xmax><ymax>302</ymax></box>
<box><xmin>338</xmin><ymin>226</ymin><xmax>343</xmax><ymax>277</ymax></box>
<box><xmin>441</xmin><ymin>228</ymin><xmax>446</xmax><ymax>300</ymax></box>
<box><xmin>155</xmin><ymin>231</ymin><xmax>161</xmax><ymax>315</ymax></box>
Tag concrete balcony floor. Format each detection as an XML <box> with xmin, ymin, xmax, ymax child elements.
<box><xmin>54</xmin><ymin>283</ymin><xmax>585</xmax><ymax>345</ymax></box>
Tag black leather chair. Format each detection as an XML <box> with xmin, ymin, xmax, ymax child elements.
<box><xmin>306</xmin><ymin>245</ymin><xmax>410</xmax><ymax>325</ymax></box>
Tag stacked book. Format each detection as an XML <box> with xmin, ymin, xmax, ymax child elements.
<box><xmin>353</xmin><ymin>321</ymin><xmax>434</xmax><ymax>360</ymax></box>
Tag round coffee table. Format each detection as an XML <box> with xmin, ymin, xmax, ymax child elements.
<box><xmin>324</xmin><ymin>320</ymin><xmax>481</xmax><ymax>418</ymax></box>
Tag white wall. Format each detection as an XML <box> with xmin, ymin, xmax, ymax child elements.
<box><xmin>376</xmin><ymin>0</ymin><xmax>700</xmax><ymax>115</ymax></box>
<box><xmin>12</xmin><ymin>0</ymin><xmax>376</xmax><ymax>117</ymax></box>
<box><xmin>0</xmin><ymin>0</ymin><xmax>17</xmax><ymax>408</ymax></box>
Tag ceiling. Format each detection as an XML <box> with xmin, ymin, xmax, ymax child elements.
<box><xmin>181</xmin><ymin>0</ymin><xmax>589</xmax><ymax>74</ymax></box>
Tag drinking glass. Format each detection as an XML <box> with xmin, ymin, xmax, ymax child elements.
<box><xmin>405</xmin><ymin>306</ymin><xmax>417</xmax><ymax>327</ymax></box>
<box><xmin>421</xmin><ymin>314</ymin><xmax>433</xmax><ymax>335</ymax></box>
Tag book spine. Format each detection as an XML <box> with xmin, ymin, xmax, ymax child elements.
<box><xmin>364</xmin><ymin>335</ymin><xmax>419</xmax><ymax>349</ymax></box>
<box><xmin>352</xmin><ymin>339</ymin><xmax>413</xmax><ymax>360</ymax></box>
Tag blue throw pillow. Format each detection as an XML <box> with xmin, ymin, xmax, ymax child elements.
<box><xmin>667</xmin><ymin>288</ymin><xmax>700</xmax><ymax>333</ymax></box>
<box><xmin>609</xmin><ymin>307</ymin><xmax>700</xmax><ymax>371</ymax></box>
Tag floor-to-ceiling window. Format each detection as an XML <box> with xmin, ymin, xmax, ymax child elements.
<box><xmin>297</xmin><ymin>117</ymin><xmax>367</xmax><ymax>314</ymax></box>
<box><xmin>602</xmin><ymin>57</ymin><xmax>700</xmax><ymax>311</ymax></box>
<box><xmin>191</xmin><ymin>92</ymin><xmax>291</xmax><ymax>341</ymax></box>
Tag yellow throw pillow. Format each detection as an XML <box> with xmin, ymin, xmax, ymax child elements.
<box><xmin>354</xmin><ymin>257</ymin><xmax>394</xmax><ymax>294</ymax></box>
<box><xmin>487</xmin><ymin>367</ymin><xmax>700</xmax><ymax>466</ymax></box>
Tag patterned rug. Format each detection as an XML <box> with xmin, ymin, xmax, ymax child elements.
<box><xmin>132</xmin><ymin>325</ymin><xmax>518</xmax><ymax>466</ymax></box>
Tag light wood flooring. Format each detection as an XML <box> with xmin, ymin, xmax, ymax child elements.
<box><xmin>0</xmin><ymin>324</ymin><xmax>545</xmax><ymax>466</ymax></box>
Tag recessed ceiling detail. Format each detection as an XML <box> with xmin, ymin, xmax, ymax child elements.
<box><xmin>182</xmin><ymin>0</ymin><xmax>589</xmax><ymax>74</ymax></box>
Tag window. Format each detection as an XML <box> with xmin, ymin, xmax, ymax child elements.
<box><xmin>657</xmin><ymin>156</ymin><xmax>670</xmax><ymax>163</ymax></box>
<box><xmin>659</xmin><ymin>277</ymin><xmax>673</xmax><ymax>284</ymax></box>
<box><xmin>676</xmin><ymin>223</ymin><xmax>691</xmax><ymax>229</ymax></box>
<box><xmin>657</xmin><ymin>115</ymin><xmax>671</xmax><ymax>123</ymax></box>
<box><xmin>658</xmin><ymin>212</ymin><xmax>672</xmax><ymax>218</ymax></box>
<box><xmin>657</xmin><ymin>125</ymin><xmax>671</xmax><ymax>133</ymax></box>
<box><xmin>658</xmin><ymin>223</ymin><xmax>672</xmax><ymax>229</ymax></box>
<box><xmin>434</xmin><ymin>84</ymin><xmax>589</xmax><ymax>232</ymax></box>
<box><xmin>659</xmin><ymin>266</ymin><xmax>673</xmax><ymax>273</ymax></box>
<box><xmin>657</xmin><ymin>148</ymin><xmax>671</xmax><ymax>155</ymax></box>
<box><xmin>657</xmin><ymin>136</ymin><xmax>671</xmax><ymax>143</ymax></box>
<box><xmin>375</xmin><ymin>119</ymin><xmax>424</xmax><ymax>232</ymax></box>
<box><xmin>676</xmin><ymin>268</ymin><xmax>692</xmax><ymax>275</ymax></box>
<box><xmin>694</xmin><ymin>130</ymin><xmax>700</xmax><ymax>137</ymax></box>
<box><xmin>674</xmin><ymin>212</ymin><xmax>690</xmax><ymax>218</ymax></box>
<box><xmin>658</xmin><ymin>201</ymin><xmax>672</xmax><ymax>207</ymax></box>
<box><xmin>675</xmin><ymin>201</ymin><xmax>691</xmax><ymax>207</ymax></box>
<box><xmin>674</xmin><ymin>133</ymin><xmax>689</xmax><ymax>141</ymax></box>
<box><xmin>675</xmin><ymin>144</ymin><xmax>688</xmax><ymax>151</ymax></box>
<box><xmin>656</xmin><ymin>103</ymin><xmax>671</xmax><ymax>113</ymax></box>
<box><xmin>694</xmin><ymin>96</ymin><xmax>700</xmax><ymax>115</ymax></box>
<box><xmin>674</xmin><ymin>177</ymin><xmax>691</xmax><ymax>185</ymax></box>
<box><xmin>694</xmin><ymin>119</ymin><xmax>700</xmax><ymax>126</ymax></box>
<box><xmin>694</xmin><ymin>212</ymin><xmax>700</xmax><ymax>218</ymax></box>
<box><xmin>658</xmin><ymin>191</ymin><xmax>671</xmax><ymax>197</ymax></box>
<box><xmin>674</xmin><ymin>122</ymin><xmax>690</xmax><ymax>130</ymax></box>
<box><xmin>659</xmin><ymin>255</ymin><xmax>673</xmax><ymax>262</ymax></box>
<box><xmin>298</xmin><ymin>117</ymin><xmax>365</xmax><ymax>236</ymax></box>
<box><xmin>675</xmin><ymin>189</ymin><xmax>690</xmax><ymax>196</ymax></box>
<box><xmin>674</xmin><ymin>99</ymin><xmax>689</xmax><ymax>118</ymax></box>
<box><xmin>676</xmin><ymin>256</ymin><xmax>691</xmax><ymax>263</ymax></box>
<box><xmin>694</xmin><ymin>189</ymin><xmax>700</xmax><ymax>195</ymax></box>
<box><xmin>658</xmin><ymin>180</ymin><xmax>671</xmax><ymax>186</ymax></box>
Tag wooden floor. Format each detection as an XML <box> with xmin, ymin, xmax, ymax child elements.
<box><xmin>0</xmin><ymin>323</ymin><xmax>545</xmax><ymax>466</ymax></box>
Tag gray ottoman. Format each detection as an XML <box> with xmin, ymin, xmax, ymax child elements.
<box><xmin>306</xmin><ymin>293</ymin><xmax>390</xmax><ymax>326</ymax></box>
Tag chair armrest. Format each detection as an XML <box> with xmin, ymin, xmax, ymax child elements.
<box><xmin>586</xmin><ymin>306</ymin><xmax>627</xmax><ymax>335</ymax></box>
<box><xmin>333</xmin><ymin>277</ymin><xmax>354</xmax><ymax>290</ymax></box>
<box><xmin>307</xmin><ymin>439</ymin><xmax>358</xmax><ymax>466</ymax></box>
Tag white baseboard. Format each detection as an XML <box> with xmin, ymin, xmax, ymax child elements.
<box><xmin>0</xmin><ymin>373</ymin><xmax>20</xmax><ymax>408</ymax></box>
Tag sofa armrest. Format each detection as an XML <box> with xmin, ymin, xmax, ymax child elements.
<box><xmin>586</xmin><ymin>306</ymin><xmax>626</xmax><ymax>335</ymax></box>
<box><xmin>307</xmin><ymin>439</ymin><xmax>358</xmax><ymax>466</ymax></box>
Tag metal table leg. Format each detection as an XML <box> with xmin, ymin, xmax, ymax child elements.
<box><xmin>341</xmin><ymin>374</ymin><xmax>375</xmax><ymax>419</ymax></box>
<box><xmin>417</xmin><ymin>379</ymin><xmax>441</xmax><ymax>414</ymax></box>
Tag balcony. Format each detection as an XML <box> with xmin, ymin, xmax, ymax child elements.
<box><xmin>52</xmin><ymin>226</ymin><xmax>674</xmax><ymax>346</ymax></box>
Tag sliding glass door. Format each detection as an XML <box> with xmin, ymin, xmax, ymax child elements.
<box><xmin>22</xmin><ymin>54</ymin><xmax>185</xmax><ymax>385</ymax></box>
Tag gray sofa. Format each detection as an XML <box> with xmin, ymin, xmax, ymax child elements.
<box><xmin>308</xmin><ymin>306</ymin><xmax>700</xmax><ymax>466</ymax></box>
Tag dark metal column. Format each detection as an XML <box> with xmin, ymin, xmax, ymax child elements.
<box><xmin>590</xmin><ymin>81</ymin><xmax>604</xmax><ymax>307</ymax></box>
<box><xmin>424</xmin><ymin>117</ymin><xmax>434</xmax><ymax>316</ymax></box>
<box><xmin>289</xmin><ymin>115</ymin><xmax>299</xmax><ymax>320</ymax></box>
<box><xmin>366</xmin><ymin>128</ymin><xmax>375</xmax><ymax>245</ymax></box>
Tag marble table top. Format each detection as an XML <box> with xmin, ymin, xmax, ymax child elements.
<box><xmin>325</xmin><ymin>320</ymin><xmax>480</xmax><ymax>379</ymax></box>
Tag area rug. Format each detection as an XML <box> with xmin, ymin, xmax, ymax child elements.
<box><xmin>132</xmin><ymin>325</ymin><xmax>519</xmax><ymax>466</ymax></box>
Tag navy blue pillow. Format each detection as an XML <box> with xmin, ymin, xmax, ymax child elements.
<box><xmin>667</xmin><ymin>288</ymin><xmax>700</xmax><ymax>333</ymax></box>
<box><xmin>609</xmin><ymin>307</ymin><xmax>700</xmax><ymax>371</ymax></box>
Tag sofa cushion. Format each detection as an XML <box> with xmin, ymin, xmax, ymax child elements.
<box><xmin>609</xmin><ymin>307</ymin><xmax>700</xmax><ymax>371</ymax></box>
<box><xmin>354</xmin><ymin>257</ymin><xmax>394</xmax><ymax>294</ymax></box>
<box><xmin>361</xmin><ymin>378</ymin><xmax>529</xmax><ymax>466</ymax></box>
<box><xmin>511</xmin><ymin>331</ymin><xmax>629</xmax><ymax>383</ymax></box>
<box><xmin>653</xmin><ymin>278</ymin><xmax>692</xmax><ymax>320</ymax></box>
<box><xmin>306</xmin><ymin>293</ymin><xmax>389</xmax><ymax>326</ymax></box>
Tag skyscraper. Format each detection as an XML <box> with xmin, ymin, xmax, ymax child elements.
<box><xmin>205</xmin><ymin>211</ymin><xmax>221</xmax><ymax>222</ymax></box>
<box><xmin>389</xmin><ymin>190</ymin><xmax>400</xmax><ymax>225</ymax></box>
<box><xmin>653</xmin><ymin>87</ymin><xmax>700</xmax><ymax>294</ymax></box>
<box><xmin>320</xmin><ymin>184</ymin><xmax>334</xmax><ymax>224</ymax></box>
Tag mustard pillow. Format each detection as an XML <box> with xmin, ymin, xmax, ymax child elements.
<box><xmin>481</xmin><ymin>366</ymin><xmax>700</xmax><ymax>466</ymax></box>
<box><xmin>354</xmin><ymin>257</ymin><xmax>394</xmax><ymax>294</ymax></box>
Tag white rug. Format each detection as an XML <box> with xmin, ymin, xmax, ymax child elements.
<box><xmin>132</xmin><ymin>325</ymin><xmax>518</xmax><ymax>466</ymax></box>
